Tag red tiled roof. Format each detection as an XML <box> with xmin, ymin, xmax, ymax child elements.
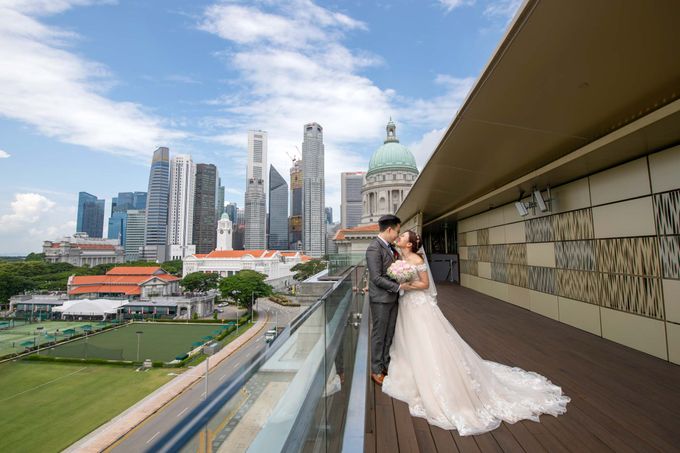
<box><xmin>334</xmin><ymin>223</ymin><xmax>379</xmax><ymax>240</ymax></box>
<box><xmin>203</xmin><ymin>250</ymin><xmax>266</xmax><ymax>259</ymax></box>
<box><xmin>50</xmin><ymin>243</ymin><xmax>116</xmax><ymax>250</ymax></box>
<box><xmin>106</xmin><ymin>266</ymin><xmax>162</xmax><ymax>275</ymax></box>
<box><xmin>69</xmin><ymin>285</ymin><xmax>141</xmax><ymax>296</ymax></box>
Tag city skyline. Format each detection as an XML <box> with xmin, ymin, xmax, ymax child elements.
<box><xmin>0</xmin><ymin>0</ymin><xmax>522</xmax><ymax>254</ymax></box>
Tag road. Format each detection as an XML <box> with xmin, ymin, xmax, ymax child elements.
<box><xmin>108</xmin><ymin>300</ymin><xmax>304</xmax><ymax>453</ymax></box>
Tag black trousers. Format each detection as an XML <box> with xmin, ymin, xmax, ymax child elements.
<box><xmin>370</xmin><ymin>302</ymin><xmax>399</xmax><ymax>374</ymax></box>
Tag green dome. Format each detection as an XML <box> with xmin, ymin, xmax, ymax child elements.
<box><xmin>367</xmin><ymin>120</ymin><xmax>419</xmax><ymax>177</ymax></box>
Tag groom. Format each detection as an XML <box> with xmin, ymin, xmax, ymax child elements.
<box><xmin>366</xmin><ymin>214</ymin><xmax>403</xmax><ymax>386</ymax></box>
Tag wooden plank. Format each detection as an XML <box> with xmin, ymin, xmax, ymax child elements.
<box><xmin>412</xmin><ymin>416</ymin><xmax>437</xmax><ymax>453</ymax></box>
<box><xmin>365</xmin><ymin>432</ymin><xmax>376</xmax><ymax>453</ymax></box>
<box><xmin>452</xmin><ymin>433</ymin><xmax>482</xmax><ymax>453</ymax></box>
<box><xmin>392</xmin><ymin>399</ymin><xmax>420</xmax><ymax>453</ymax></box>
<box><xmin>489</xmin><ymin>423</ymin><xmax>524</xmax><ymax>453</ymax></box>
<box><xmin>374</xmin><ymin>385</ymin><xmax>399</xmax><ymax>453</ymax></box>
<box><xmin>430</xmin><ymin>426</ymin><xmax>460</xmax><ymax>453</ymax></box>
<box><xmin>472</xmin><ymin>433</ymin><xmax>503</xmax><ymax>453</ymax></box>
<box><xmin>504</xmin><ymin>422</ymin><xmax>547</xmax><ymax>453</ymax></box>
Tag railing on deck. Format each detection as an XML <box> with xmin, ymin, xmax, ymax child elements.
<box><xmin>152</xmin><ymin>264</ymin><xmax>370</xmax><ymax>453</ymax></box>
<box><xmin>327</xmin><ymin>254</ymin><xmax>366</xmax><ymax>277</ymax></box>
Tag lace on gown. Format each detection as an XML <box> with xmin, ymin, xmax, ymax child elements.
<box><xmin>381</xmin><ymin>261</ymin><xmax>570</xmax><ymax>435</ymax></box>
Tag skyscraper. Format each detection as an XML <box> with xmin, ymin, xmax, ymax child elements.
<box><xmin>341</xmin><ymin>172</ymin><xmax>364</xmax><ymax>228</ymax></box>
<box><xmin>289</xmin><ymin>159</ymin><xmax>303</xmax><ymax>250</ymax></box>
<box><xmin>124</xmin><ymin>209</ymin><xmax>146</xmax><ymax>261</ymax></box>
<box><xmin>268</xmin><ymin>165</ymin><xmax>288</xmax><ymax>250</ymax></box>
<box><xmin>108</xmin><ymin>191</ymin><xmax>147</xmax><ymax>245</ymax></box>
<box><xmin>193</xmin><ymin>163</ymin><xmax>218</xmax><ymax>254</ymax></box>
<box><xmin>325</xmin><ymin>207</ymin><xmax>333</xmax><ymax>224</ymax></box>
<box><xmin>233</xmin><ymin>208</ymin><xmax>246</xmax><ymax>250</ymax></box>
<box><xmin>225</xmin><ymin>202</ymin><xmax>238</xmax><ymax>223</ymax></box>
<box><xmin>144</xmin><ymin>147</ymin><xmax>170</xmax><ymax>259</ymax></box>
<box><xmin>244</xmin><ymin>130</ymin><xmax>267</xmax><ymax>249</ymax></box>
<box><xmin>168</xmin><ymin>154</ymin><xmax>196</xmax><ymax>260</ymax></box>
<box><xmin>76</xmin><ymin>192</ymin><xmax>105</xmax><ymax>238</ymax></box>
<box><xmin>216</xmin><ymin>178</ymin><xmax>225</xmax><ymax>219</ymax></box>
<box><xmin>302</xmin><ymin>123</ymin><xmax>325</xmax><ymax>257</ymax></box>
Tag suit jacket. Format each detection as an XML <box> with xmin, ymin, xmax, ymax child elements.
<box><xmin>366</xmin><ymin>237</ymin><xmax>400</xmax><ymax>304</ymax></box>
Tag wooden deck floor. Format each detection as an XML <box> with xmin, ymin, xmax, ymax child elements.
<box><xmin>364</xmin><ymin>283</ymin><xmax>680</xmax><ymax>453</ymax></box>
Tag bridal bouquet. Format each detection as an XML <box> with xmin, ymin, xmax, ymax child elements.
<box><xmin>387</xmin><ymin>260</ymin><xmax>417</xmax><ymax>283</ymax></box>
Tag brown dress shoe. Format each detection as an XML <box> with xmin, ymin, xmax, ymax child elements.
<box><xmin>371</xmin><ymin>373</ymin><xmax>384</xmax><ymax>386</ymax></box>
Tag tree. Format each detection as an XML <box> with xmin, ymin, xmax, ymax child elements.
<box><xmin>24</xmin><ymin>253</ymin><xmax>45</xmax><ymax>262</ymax></box>
<box><xmin>161</xmin><ymin>260</ymin><xmax>183</xmax><ymax>276</ymax></box>
<box><xmin>180</xmin><ymin>272</ymin><xmax>219</xmax><ymax>293</ymax></box>
<box><xmin>0</xmin><ymin>274</ymin><xmax>36</xmax><ymax>306</ymax></box>
<box><xmin>291</xmin><ymin>259</ymin><xmax>327</xmax><ymax>281</ymax></box>
<box><xmin>219</xmin><ymin>270</ymin><xmax>273</xmax><ymax>308</ymax></box>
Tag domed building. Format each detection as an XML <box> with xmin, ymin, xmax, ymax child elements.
<box><xmin>361</xmin><ymin>119</ymin><xmax>419</xmax><ymax>224</ymax></box>
<box><xmin>334</xmin><ymin>120</ymin><xmax>419</xmax><ymax>256</ymax></box>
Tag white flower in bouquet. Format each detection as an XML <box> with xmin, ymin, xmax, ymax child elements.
<box><xmin>387</xmin><ymin>260</ymin><xmax>417</xmax><ymax>284</ymax></box>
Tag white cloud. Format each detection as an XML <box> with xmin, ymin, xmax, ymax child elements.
<box><xmin>0</xmin><ymin>193</ymin><xmax>56</xmax><ymax>232</ymax></box>
<box><xmin>0</xmin><ymin>149</ymin><xmax>10</xmax><ymax>158</ymax></box>
<box><xmin>0</xmin><ymin>1</ymin><xmax>184</xmax><ymax>160</ymax></box>
<box><xmin>484</xmin><ymin>0</ymin><xmax>522</xmax><ymax>22</ymax></box>
<box><xmin>438</xmin><ymin>0</ymin><xmax>476</xmax><ymax>13</ymax></box>
<box><xmin>408</xmin><ymin>128</ymin><xmax>447</xmax><ymax>169</ymax></box>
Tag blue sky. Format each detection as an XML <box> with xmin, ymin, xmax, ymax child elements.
<box><xmin>0</xmin><ymin>0</ymin><xmax>521</xmax><ymax>254</ymax></box>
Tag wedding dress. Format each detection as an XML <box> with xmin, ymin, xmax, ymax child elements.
<box><xmin>381</xmin><ymin>262</ymin><xmax>570</xmax><ymax>435</ymax></box>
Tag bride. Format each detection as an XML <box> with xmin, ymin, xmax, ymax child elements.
<box><xmin>381</xmin><ymin>230</ymin><xmax>570</xmax><ymax>435</ymax></box>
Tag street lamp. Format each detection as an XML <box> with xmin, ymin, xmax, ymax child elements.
<box><xmin>231</xmin><ymin>290</ymin><xmax>240</xmax><ymax>334</ymax></box>
<box><xmin>136</xmin><ymin>331</ymin><xmax>143</xmax><ymax>362</ymax></box>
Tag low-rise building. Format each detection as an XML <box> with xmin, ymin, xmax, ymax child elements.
<box><xmin>43</xmin><ymin>233</ymin><xmax>124</xmax><ymax>267</ymax></box>
<box><xmin>333</xmin><ymin>223</ymin><xmax>380</xmax><ymax>257</ymax></box>
<box><xmin>183</xmin><ymin>249</ymin><xmax>312</xmax><ymax>290</ymax></box>
<box><xmin>67</xmin><ymin>266</ymin><xmax>180</xmax><ymax>299</ymax></box>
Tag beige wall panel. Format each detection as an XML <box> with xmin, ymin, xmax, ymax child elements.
<box><xmin>526</xmin><ymin>243</ymin><xmax>556</xmax><ymax>268</ymax></box>
<box><xmin>600</xmin><ymin>308</ymin><xmax>667</xmax><ymax>359</ymax></box>
<box><xmin>478</xmin><ymin>261</ymin><xmax>491</xmax><ymax>279</ymax></box>
<box><xmin>487</xmin><ymin>208</ymin><xmax>505</xmax><ymax>229</ymax></box>
<box><xmin>486</xmin><ymin>279</ymin><xmax>509</xmax><ymax>302</ymax></box>
<box><xmin>589</xmin><ymin>157</ymin><xmax>651</xmax><ymax>206</ymax></box>
<box><xmin>466</xmin><ymin>231</ymin><xmax>478</xmax><ymax>246</ymax></box>
<box><xmin>667</xmin><ymin>322</ymin><xmax>680</xmax><ymax>365</ymax></box>
<box><xmin>551</xmin><ymin>178</ymin><xmax>592</xmax><ymax>213</ymax></box>
<box><xmin>592</xmin><ymin>197</ymin><xmax>656</xmax><ymax>238</ymax></box>
<box><xmin>649</xmin><ymin>144</ymin><xmax>680</xmax><ymax>193</ymax></box>
<box><xmin>459</xmin><ymin>246</ymin><xmax>469</xmax><ymax>260</ymax></box>
<box><xmin>529</xmin><ymin>289</ymin><xmax>559</xmax><ymax>320</ymax></box>
<box><xmin>488</xmin><ymin>225</ymin><xmax>505</xmax><ymax>244</ymax></box>
<box><xmin>458</xmin><ymin>218</ymin><xmax>472</xmax><ymax>233</ymax></box>
<box><xmin>663</xmin><ymin>279</ymin><xmax>680</xmax><ymax>324</ymax></box>
<box><xmin>505</xmin><ymin>222</ymin><xmax>526</xmax><ymax>243</ymax></box>
<box><xmin>558</xmin><ymin>297</ymin><xmax>601</xmax><ymax>336</ymax></box>
<box><xmin>507</xmin><ymin>285</ymin><xmax>531</xmax><ymax>310</ymax></box>
<box><xmin>502</xmin><ymin>203</ymin><xmax>523</xmax><ymax>224</ymax></box>
<box><xmin>460</xmin><ymin>273</ymin><xmax>471</xmax><ymax>288</ymax></box>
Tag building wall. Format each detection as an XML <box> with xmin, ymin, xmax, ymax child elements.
<box><xmin>168</xmin><ymin>155</ymin><xmax>196</xmax><ymax>254</ymax></box>
<box><xmin>193</xmin><ymin>163</ymin><xmax>217</xmax><ymax>254</ymax></box>
<box><xmin>302</xmin><ymin>123</ymin><xmax>325</xmax><ymax>257</ymax></box>
<box><xmin>124</xmin><ymin>209</ymin><xmax>146</xmax><ymax>261</ymax></box>
<box><xmin>269</xmin><ymin>165</ymin><xmax>289</xmax><ymax>250</ymax></box>
<box><xmin>457</xmin><ymin>145</ymin><xmax>680</xmax><ymax>364</ymax></box>
<box><xmin>145</xmin><ymin>147</ymin><xmax>170</xmax><ymax>247</ymax></box>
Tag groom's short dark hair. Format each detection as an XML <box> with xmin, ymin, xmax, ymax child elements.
<box><xmin>378</xmin><ymin>215</ymin><xmax>401</xmax><ymax>232</ymax></box>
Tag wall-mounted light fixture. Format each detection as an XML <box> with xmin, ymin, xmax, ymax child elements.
<box><xmin>515</xmin><ymin>187</ymin><xmax>553</xmax><ymax>217</ymax></box>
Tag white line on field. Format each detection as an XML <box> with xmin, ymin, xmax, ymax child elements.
<box><xmin>146</xmin><ymin>432</ymin><xmax>160</xmax><ymax>444</ymax></box>
<box><xmin>177</xmin><ymin>407</ymin><xmax>189</xmax><ymax>417</ymax></box>
<box><xmin>0</xmin><ymin>367</ymin><xmax>88</xmax><ymax>403</ymax></box>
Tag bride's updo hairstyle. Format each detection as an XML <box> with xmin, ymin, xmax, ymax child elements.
<box><xmin>406</xmin><ymin>230</ymin><xmax>423</xmax><ymax>256</ymax></box>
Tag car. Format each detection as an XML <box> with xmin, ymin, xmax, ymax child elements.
<box><xmin>264</xmin><ymin>328</ymin><xmax>278</xmax><ymax>344</ymax></box>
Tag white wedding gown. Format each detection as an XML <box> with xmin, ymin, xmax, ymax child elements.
<box><xmin>382</xmin><ymin>263</ymin><xmax>570</xmax><ymax>435</ymax></box>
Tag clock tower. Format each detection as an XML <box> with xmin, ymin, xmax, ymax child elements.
<box><xmin>216</xmin><ymin>213</ymin><xmax>233</xmax><ymax>251</ymax></box>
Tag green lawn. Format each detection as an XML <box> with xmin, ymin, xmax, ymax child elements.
<box><xmin>45</xmin><ymin>322</ymin><xmax>230</xmax><ymax>362</ymax></box>
<box><xmin>0</xmin><ymin>361</ymin><xmax>173</xmax><ymax>453</ymax></box>
<box><xmin>0</xmin><ymin>320</ymin><xmax>108</xmax><ymax>357</ymax></box>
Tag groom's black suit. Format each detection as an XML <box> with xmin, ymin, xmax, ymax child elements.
<box><xmin>366</xmin><ymin>236</ymin><xmax>400</xmax><ymax>375</ymax></box>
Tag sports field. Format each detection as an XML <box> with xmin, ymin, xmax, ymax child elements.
<box><xmin>45</xmin><ymin>322</ymin><xmax>231</xmax><ymax>362</ymax></box>
<box><xmin>0</xmin><ymin>320</ymin><xmax>110</xmax><ymax>357</ymax></box>
<box><xmin>0</xmin><ymin>361</ymin><xmax>173</xmax><ymax>453</ymax></box>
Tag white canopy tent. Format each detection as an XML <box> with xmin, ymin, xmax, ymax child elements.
<box><xmin>52</xmin><ymin>299</ymin><xmax>126</xmax><ymax>319</ymax></box>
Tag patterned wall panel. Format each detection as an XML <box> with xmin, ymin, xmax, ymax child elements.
<box><xmin>506</xmin><ymin>244</ymin><xmax>527</xmax><ymax>265</ymax></box>
<box><xmin>596</xmin><ymin>237</ymin><xmax>660</xmax><ymax>276</ymax></box>
<box><xmin>460</xmin><ymin>260</ymin><xmax>478</xmax><ymax>276</ymax></box>
<box><xmin>552</xmin><ymin>208</ymin><xmax>594</xmax><ymax>241</ymax></box>
<box><xmin>599</xmin><ymin>274</ymin><xmax>663</xmax><ymax>319</ymax></box>
<box><xmin>555</xmin><ymin>240</ymin><xmax>596</xmax><ymax>271</ymax></box>
<box><xmin>526</xmin><ymin>216</ymin><xmax>553</xmax><ymax>242</ymax></box>
<box><xmin>458</xmin><ymin>233</ymin><xmax>467</xmax><ymax>247</ymax></box>
<box><xmin>478</xmin><ymin>228</ymin><xmax>490</xmax><ymax>245</ymax></box>
<box><xmin>491</xmin><ymin>263</ymin><xmax>508</xmax><ymax>283</ymax></box>
<box><xmin>654</xmin><ymin>190</ymin><xmax>680</xmax><ymax>235</ymax></box>
<box><xmin>659</xmin><ymin>236</ymin><xmax>680</xmax><ymax>279</ymax></box>
<box><xmin>556</xmin><ymin>269</ymin><xmax>599</xmax><ymax>304</ymax></box>
<box><xmin>507</xmin><ymin>264</ymin><xmax>528</xmax><ymax>288</ymax></box>
<box><xmin>529</xmin><ymin>266</ymin><xmax>557</xmax><ymax>294</ymax></box>
<box><xmin>478</xmin><ymin>245</ymin><xmax>491</xmax><ymax>262</ymax></box>
<box><xmin>468</xmin><ymin>246</ymin><xmax>479</xmax><ymax>261</ymax></box>
<box><xmin>491</xmin><ymin>244</ymin><xmax>508</xmax><ymax>264</ymax></box>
